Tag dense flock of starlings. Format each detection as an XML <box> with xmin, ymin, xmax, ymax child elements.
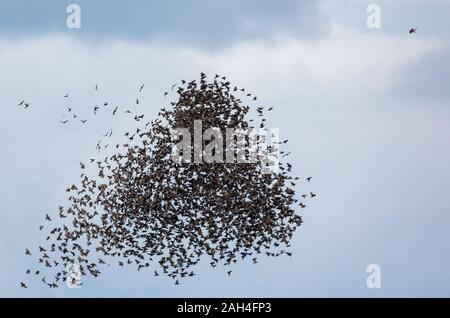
<box><xmin>20</xmin><ymin>73</ymin><xmax>316</xmax><ymax>289</ymax></box>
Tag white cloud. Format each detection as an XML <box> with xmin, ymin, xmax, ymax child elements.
<box><xmin>0</xmin><ymin>22</ymin><xmax>442</xmax><ymax>105</ymax></box>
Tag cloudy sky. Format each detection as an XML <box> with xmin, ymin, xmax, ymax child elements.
<box><xmin>1</xmin><ymin>0</ymin><xmax>450</xmax><ymax>297</ymax></box>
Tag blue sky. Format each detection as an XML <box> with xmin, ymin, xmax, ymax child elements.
<box><xmin>1</xmin><ymin>0</ymin><xmax>450</xmax><ymax>297</ymax></box>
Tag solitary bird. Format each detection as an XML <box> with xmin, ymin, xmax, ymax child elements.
<box><xmin>306</xmin><ymin>177</ymin><xmax>312</xmax><ymax>182</ymax></box>
<box><xmin>409</xmin><ymin>28</ymin><xmax>418</xmax><ymax>34</ymax></box>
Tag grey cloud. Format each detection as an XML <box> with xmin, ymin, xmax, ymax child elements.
<box><xmin>0</xmin><ymin>0</ymin><xmax>326</xmax><ymax>48</ymax></box>
<box><xmin>392</xmin><ymin>47</ymin><xmax>450</xmax><ymax>102</ymax></box>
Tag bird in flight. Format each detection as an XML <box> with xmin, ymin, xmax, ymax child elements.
<box><xmin>25</xmin><ymin>249</ymin><xmax>31</xmax><ymax>256</ymax></box>
<box><xmin>17</xmin><ymin>100</ymin><xmax>25</xmax><ymax>106</ymax></box>
<box><xmin>113</xmin><ymin>107</ymin><xmax>118</xmax><ymax>115</ymax></box>
<box><xmin>139</xmin><ymin>83</ymin><xmax>145</xmax><ymax>93</ymax></box>
<box><xmin>95</xmin><ymin>84</ymin><xmax>99</xmax><ymax>91</ymax></box>
<box><xmin>24</xmin><ymin>103</ymin><xmax>30</xmax><ymax>109</ymax></box>
<box><xmin>20</xmin><ymin>282</ymin><xmax>27</xmax><ymax>289</ymax></box>
<box><xmin>80</xmin><ymin>119</ymin><xmax>87</xmax><ymax>124</ymax></box>
<box><xmin>306</xmin><ymin>177</ymin><xmax>312</xmax><ymax>182</ymax></box>
<box><xmin>164</xmin><ymin>92</ymin><xmax>168</xmax><ymax>99</ymax></box>
<box><xmin>64</xmin><ymin>94</ymin><xmax>69</xmax><ymax>98</ymax></box>
<box><xmin>60</xmin><ymin>120</ymin><xmax>69</xmax><ymax>124</ymax></box>
<box><xmin>409</xmin><ymin>27</ymin><xmax>418</xmax><ymax>34</ymax></box>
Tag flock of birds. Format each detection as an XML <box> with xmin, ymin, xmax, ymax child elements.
<box><xmin>17</xmin><ymin>25</ymin><xmax>421</xmax><ymax>289</ymax></box>
<box><xmin>19</xmin><ymin>73</ymin><xmax>316</xmax><ymax>289</ymax></box>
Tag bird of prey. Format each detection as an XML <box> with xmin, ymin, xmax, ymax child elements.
<box><xmin>409</xmin><ymin>28</ymin><xmax>418</xmax><ymax>34</ymax></box>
